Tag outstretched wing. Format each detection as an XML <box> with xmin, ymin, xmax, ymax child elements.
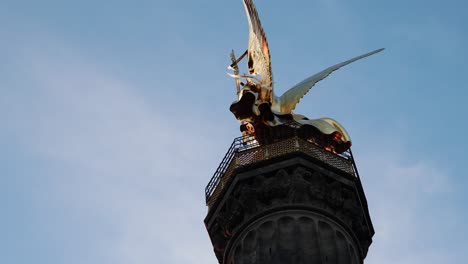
<box><xmin>243</xmin><ymin>0</ymin><xmax>273</xmax><ymax>89</ymax></box>
<box><xmin>276</xmin><ymin>48</ymin><xmax>384</xmax><ymax>113</ymax></box>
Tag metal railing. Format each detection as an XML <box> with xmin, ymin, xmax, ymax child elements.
<box><xmin>204</xmin><ymin>136</ymin><xmax>253</xmax><ymax>202</ymax></box>
<box><xmin>205</xmin><ymin>129</ymin><xmax>357</xmax><ymax>206</ymax></box>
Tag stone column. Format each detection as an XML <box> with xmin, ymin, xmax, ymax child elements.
<box><xmin>205</xmin><ymin>154</ymin><xmax>373</xmax><ymax>264</ymax></box>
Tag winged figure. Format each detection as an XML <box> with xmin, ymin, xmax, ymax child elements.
<box><xmin>229</xmin><ymin>0</ymin><xmax>384</xmax><ymax>153</ymax></box>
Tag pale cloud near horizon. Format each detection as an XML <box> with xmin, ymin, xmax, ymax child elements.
<box><xmin>362</xmin><ymin>152</ymin><xmax>461</xmax><ymax>264</ymax></box>
<box><xmin>3</xmin><ymin>43</ymin><xmax>219</xmax><ymax>263</ymax></box>
<box><xmin>2</xmin><ymin>33</ymin><xmax>465</xmax><ymax>264</ymax></box>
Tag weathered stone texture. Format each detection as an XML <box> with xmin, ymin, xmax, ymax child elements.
<box><xmin>205</xmin><ymin>155</ymin><xmax>373</xmax><ymax>264</ymax></box>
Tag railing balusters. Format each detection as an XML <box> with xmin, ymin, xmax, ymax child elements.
<box><xmin>206</xmin><ymin>130</ymin><xmax>356</xmax><ymax>205</ymax></box>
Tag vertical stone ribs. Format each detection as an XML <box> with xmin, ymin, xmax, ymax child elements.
<box><xmin>228</xmin><ymin>212</ymin><xmax>360</xmax><ymax>264</ymax></box>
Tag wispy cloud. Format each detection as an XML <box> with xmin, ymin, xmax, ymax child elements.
<box><xmin>2</xmin><ymin>41</ymin><xmax>219</xmax><ymax>263</ymax></box>
<box><xmin>361</xmin><ymin>147</ymin><xmax>463</xmax><ymax>263</ymax></box>
<box><xmin>2</xmin><ymin>21</ymin><xmax>466</xmax><ymax>264</ymax></box>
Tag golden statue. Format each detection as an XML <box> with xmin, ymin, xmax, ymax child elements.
<box><xmin>229</xmin><ymin>0</ymin><xmax>384</xmax><ymax>153</ymax></box>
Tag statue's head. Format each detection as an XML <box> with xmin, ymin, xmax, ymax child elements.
<box><xmin>230</xmin><ymin>81</ymin><xmax>277</xmax><ymax>136</ymax></box>
<box><xmin>230</xmin><ymin>88</ymin><xmax>257</xmax><ymax>123</ymax></box>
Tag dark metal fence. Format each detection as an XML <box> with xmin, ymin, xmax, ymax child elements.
<box><xmin>205</xmin><ymin>131</ymin><xmax>357</xmax><ymax>206</ymax></box>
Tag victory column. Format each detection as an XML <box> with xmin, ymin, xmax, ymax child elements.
<box><xmin>204</xmin><ymin>1</ymin><xmax>383</xmax><ymax>263</ymax></box>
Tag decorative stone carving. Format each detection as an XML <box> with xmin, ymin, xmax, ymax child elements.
<box><xmin>226</xmin><ymin>210</ymin><xmax>361</xmax><ymax>264</ymax></box>
<box><xmin>206</xmin><ymin>157</ymin><xmax>373</xmax><ymax>263</ymax></box>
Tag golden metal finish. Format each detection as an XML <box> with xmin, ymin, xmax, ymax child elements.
<box><xmin>229</xmin><ymin>0</ymin><xmax>384</xmax><ymax>150</ymax></box>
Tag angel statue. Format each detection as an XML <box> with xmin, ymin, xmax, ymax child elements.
<box><xmin>228</xmin><ymin>0</ymin><xmax>384</xmax><ymax>154</ymax></box>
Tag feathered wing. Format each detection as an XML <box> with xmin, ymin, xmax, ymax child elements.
<box><xmin>243</xmin><ymin>0</ymin><xmax>273</xmax><ymax>89</ymax></box>
<box><xmin>276</xmin><ymin>48</ymin><xmax>384</xmax><ymax>114</ymax></box>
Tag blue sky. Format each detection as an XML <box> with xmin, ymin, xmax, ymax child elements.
<box><xmin>1</xmin><ymin>0</ymin><xmax>467</xmax><ymax>263</ymax></box>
